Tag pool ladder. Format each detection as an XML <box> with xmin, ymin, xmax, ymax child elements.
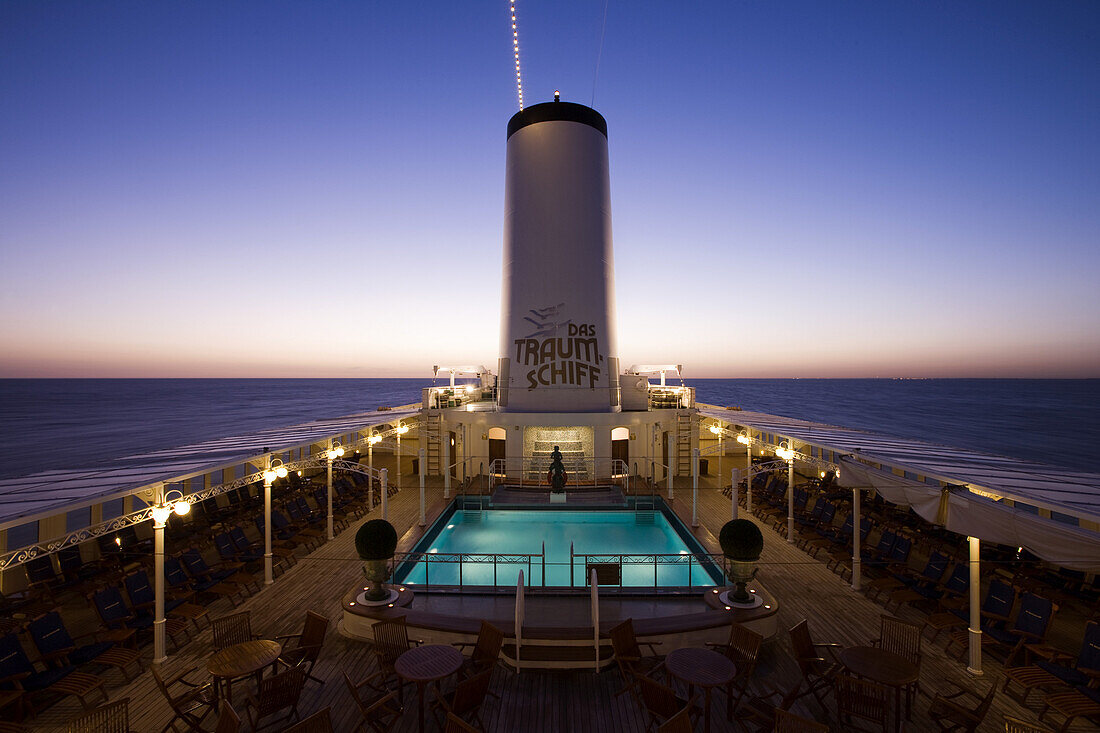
<box><xmin>635</xmin><ymin>496</ymin><xmax>656</xmax><ymax>524</ymax></box>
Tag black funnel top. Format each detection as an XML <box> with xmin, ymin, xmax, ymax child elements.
<box><xmin>507</xmin><ymin>101</ymin><xmax>607</xmax><ymax>140</ymax></box>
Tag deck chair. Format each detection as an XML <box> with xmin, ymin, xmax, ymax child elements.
<box><xmin>944</xmin><ymin>578</ymin><xmax>1017</xmax><ymax>657</ymax></box>
<box><xmin>214</xmin><ymin>703</ymin><xmax>241</xmax><ymax>733</ymax></box>
<box><xmin>0</xmin><ymin>632</ymin><xmax>107</xmax><ymax>716</ymax></box>
<box><xmin>242</xmin><ymin>667</ymin><xmax>306</xmax><ymax>730</ymax></box>
<box><xmin>834</xmin><ymin>672</ymin><xmax>890</xmax><ymax>733</ymax></box>
<box><xmin>788</xmin><ymin>619</ymin><xmax>842</xmax><ymax>715</ymax></box>
<box><xmin>27</xmin><ymin>611</ymin><xmax>142</xmax><ymax>682</ymax></box>
<box><xmin>454</xmin><ymin>621</ymin><xmax>505</xmax><ymax>684</ymax></box>
<box><xmin>342</xmin><ymin>671</ymin><xmax>402</xmax><ymax>733</ymax></box>
<box><xmin>283</xmin><ymin>706</ymin><xmax>333</xmax><ymax>733</ymax></box>
<box><xmin>90</xmin><ymin>586</ymin><xmax>154</xmax><ymax>637</ymax></box>
<box><xmin>276</xmin><ymin>610</ymin><xmax>329</xmax><ymax>685</ymax></box>
<box><xmin>927</xmin><ymin>676</ymin><xmax>997</xmax><ymax>732</ymax></box>
<box><xmin>634</xmin><ymin>674</ymin><xmax>697</xmax><ymax>732</ymax></box>
<box><xmin>370</xmin><ymin>617</ymin><xmax>420</xmax><ymax>695</ymax></box>
<box><xmin>67</xmin><ymin>697</ymin><xmax>129</xmax><ymax>733</ymax></box>
<box><xmin>872</xmin><ymin>614</ymin><xmax>922</xmax><ymax>714</ymax></box>
<box><xmin>986</xmin><ymin>593</ymin><xmax>1057</xmax><ymax>667</ymax></box>
<box><xmin>1038</xmin><ymin>688</ymin><xmax>1100</xmax><ymax>733</ymax></box>
<box><xmin>211</xmin><ymin>611</ymin><xmax>257</xmax><ymax>651</ymax></box>
<box><xmin>609</xmin><ymin>618</ymin><xmax>663</xmax><ymax>699</ymax></box>
<box><xmin>1002</xmin><ymin>714</ymin><xmax>1054</xmax><ymax>733</ymax></box>
<box><xmin>121</xmin><ymin>571</ymin><xmax>195</xmax><ymax>644</ymax></box>
<box><xmin>774</xmin><ymin>707</ymin><xmax>829</xmax><ymax>733</ymax></box>
<box><xmin>151</xmin><ymin>664</ymin><xmax>218</xmax><ymax>733</ymax></box>
<box><xmin>1018</xmin><ymin>619</ymin><xmax>1100</xmax><ymax>695</ymax></box>
<box><xmin>706</xmin><ymin>621</ymin><xmax>762</xmax><ymax>717</ymax></box>
<box><xmin>655</xmin><ymin>704</ymin><xmax>694</xmax><ymax>733</ymax></box>
<box><xmin>431</xmin><ymin>668</ymin><xmax>493</xmax><ymax>730</ymax></box>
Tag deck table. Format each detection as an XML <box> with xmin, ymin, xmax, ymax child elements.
<box><xmin>395</xmin><ymin>644</ymin><xmax>464</xmax><ymax>733</ymax></box>
<box><xmin>664</xmin><ymin>647</ymin><xmax>735</xmax><ymax>733</ymax></box>
<box><xmin>206</xmin><ymin>639</ymin><xmax>281</xmax><ymax>703</ymax></box>
<box><xmin>839</xmin><ymin>645</ymin><xmax>918</xmax><ymax>733</ymax></box>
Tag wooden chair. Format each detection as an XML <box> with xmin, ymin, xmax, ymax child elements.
<box><xmin>432</xmin><ymin>668</ymin><xmax>493</xmax><ymax>731</ymax></box>
<box><xmin>834</xmin><ymin>672</ymin><xmax>890</xmax><ymax>733</ymax></box>
<box><xmin>774</xmin><ymin>706</ymin><xmax>829</xmax><ymax>733</ymax></box>
<box><xmin>927</xmin><ymin>677</ymin><xmax>997</xmax><ymax>733</ymax></box>
<box><xmin>213</xmin><ymin>703</ymin><xmax>241</xmax><ymax>733</ymax></box>
<box><xmin>211</xmin><ymin>612</ymin><xmax>256</xmax><ymax>651</ymax></box>
<box><xmin>634</xmin><ymin>674</ymin><xmax>697</xmax><ymax>732</ymax></box>
<box><xmin>788</xmin><ymin>619</ymin><xmax>841</xmax><ymax>715</ymax></box>
<box><xmin>454</xmin><ymin>621</ymin><xmax>505</xmax><ymax>679</ymax></box>
<box><xmin>609</xmin><ymin>618</ymin><xmax>662</xmax><ymax>699</ymax></box>
<box><xmin>276</xmin><ymin>611</ymin><xmax>329</xmax><ymax>686</ymax></box>
<box><xmin>342</xmin><ymin>671</ymin><xmax>402</xmax><ymax>733</ymax></box>
<box><xmin>707</xmin><ymin>621</ymin><xmax>762</xmax><ymax>718</ymax></box>
<box><xmin>1002</xmin><ymin>714</ymin><xmax>1054</xmax><ymax>732</ymax></box>
<box><xmin>28</xmin><ymin>611</ymin><xmax>142</xmax><ymax>682</ymax></box>
<box><xmin>1038</xmin><ymin>689</ymin><xmax>1100</xmax><ymax>733</ymax></box>
<box><xmin>873</xmin><ymin>614</ymin><xmax>922</xmax><ymax>714</ymax></box>
<box><xmin>282</xmin><ymin>706</ymin><xmax>333</xmax><ymax>733</ymax></box>
<box><xmin>655</xmin><ymin>704</ymin><xmax>694</xmax><ymax>733</ymax></box>
<box><xmin>67</xmin><ymin>697</ymin><xmax>129</xmax><ymax>733</ymax></box>
<box><xmin>0</xmin><ymin>632</ymin><xmax>107</xmax><ymax>716</ymax></box>
<box><xmin>150</xmin><ymin>665</ymin><xmax>217</xmax><ymax>733</ymax></box>
<box><xmin>370</xmin><ymin>617</ymin><xmax>420</xmax><ymax>694</ymax></box>
<box><xmin>242</xmin><ymin>667</ymin><xmax>306</xmax><ymax>731</ymax></box>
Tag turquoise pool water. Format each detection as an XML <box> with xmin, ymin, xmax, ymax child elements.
<box><xmin>395</xmin><ymin>509</ymin><xmax>720</xmax><ymax>588</ymax></box>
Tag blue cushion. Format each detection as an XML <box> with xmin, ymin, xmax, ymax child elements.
<box><xmin>69</xmin><ymin>642</ymin><xmax>113</xmax><ymax>666</ymax></box>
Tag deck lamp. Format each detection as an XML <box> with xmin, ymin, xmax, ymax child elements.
<box><xmin>709</xmin><ymin>424</ymin><xmax>721</xmax><ymax>435</ymax></box>
<box><xmin>263</xmin><ymin>459</ymin><xmax>289</xmax><ymax>483</ymax></box>
<box><xmin>327</xmin><ymin>445</ymin><xmax>345</xmax><ymax>461</ymax></box>
<box><xmin>396</xmin><ymin>424</ymin><xmax>410</xmax><ymax>435</ymax></box>
<box><xmin>151</xmin><ymin>504</ymin><xmax>171</xmax><ymax>525</ymax></box>
<box><xmin>368</xmin><ymin>435</ymin><xmax>382</xmax><ymax>445</ymax></box>
<box><xmin>152</xmin><ymin>489</ymin><xmax>190</xmax><ymax>523</ymax></box>
<box><xmin>736</xmin><ymin>433</ymin><xmax>751</xmax><ymax>446</ymax></box>
<box><xmin>775</xmin><ymin>443</ymin><xmax>795</xmax><ymax>462</ymax></box>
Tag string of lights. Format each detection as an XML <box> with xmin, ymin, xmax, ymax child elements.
<box><xmin>510</xmin><ymin>1</ymin><xmax>524</xmax><ymax>110</ymax></box>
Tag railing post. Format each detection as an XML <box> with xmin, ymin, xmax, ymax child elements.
<box><xmin>458</xmin><ymin>554</ymin><xmax>463</xmax><ymax>588</ymax></box>
<box><xmin>570</xmin><ymin>541</ymin><xmax>575</xmax><ymax>589</ymax></box>
<box><xmin>425</xmin><ymin>555</ymin><xmax>429</xmax><ymax>588</ymax></box>
<box><xmin>688</xmin><ymin>554</ymin><xmax>693</xmax><ymax>587</ymax></box>
<box><xmin>541</xmin><ymin>541</ymin><xmax>546</xmax><ymax>587</ymax></box>
<box><xmin>493</xmin><ymin>555</ymin><xmax>498</xmax><ymax>586</ymax></box>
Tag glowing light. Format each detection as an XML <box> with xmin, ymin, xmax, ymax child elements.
<box><xmin>510</xmin><ymin>1</ymin><xmax>524</xmax><ymax>109</ymax></box>
<box><xmin>724</xmin><ymin>606</ymin><xmax>731</xmax><ymax>611</ymax></box>
<box><xmin>368</xmin><ymin>436</ymin><xmax>382</xmax><ymax>445</ymax></box>
<box><xmin>114</xmin><ymin>536</ymin><xmax>121</xmax><ymax>547</ymax></box>
<box><xmin>396</xmin><ymin>424</ymin><xmax>409</xmax><ymax>435</ymax></box>
<box><xmin>173</xmin><ymin>501</ymin><xmax>190</xmax><ymax>516</ymax></box>
<box><xmin>263</xmin><ymin>470</ymin><xmax>276</xmax><ymax>483</ymax></box>
<box><xmin>736</xmin><ymin>433</ymin><xmax>751</xmax><ymax>446</ymax></box>
<box><xmin>275</xmin><ymin>466</ymin><xmax>288</xmax><ymax>478</ymax></box>
<box><xmin>349</xmin><ymin>601</ymin><xmax>356</xmax><ymax>606</ymax></box>
<box><xmin>151</xmin><ymin>504</ymin><xmax>171</xmax><ymax>524</ymax></box>
<box><xmin>709</xmin><ymin>425</ymin><xmax>720</xmax><ymax>434</ymax></box>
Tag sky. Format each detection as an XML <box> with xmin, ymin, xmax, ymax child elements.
<box><xmin>1</xmin><ymin>1</ymin><xmax>1098</xmax><ymax>379</ymax></box>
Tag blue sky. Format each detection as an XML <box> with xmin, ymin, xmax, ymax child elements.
<box><xmin>1</xmin><ymin>1</ymin><xmax>1097</xmax><ymax>377</ymax></box>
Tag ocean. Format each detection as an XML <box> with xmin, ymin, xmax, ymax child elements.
<box><xmin>0</xmin><ymin>378</ymin><xmax>1096</xmax><ymax>480</ymax></box>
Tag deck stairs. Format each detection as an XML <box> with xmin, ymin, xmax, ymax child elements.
<box><xmin>675</xmin><ymin>411</ymin><xmax>694</xmax><ymax>476</ymax></box>
<box><xmin>501</xmin><ymin>637</ymin><xmax>614</xmax><ymax>671</ymax></box>
<box><xmin>425</xmin><ymin>413</ymin><xmax>442</xmax><ymax>476</ymax></box>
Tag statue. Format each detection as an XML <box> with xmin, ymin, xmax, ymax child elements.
<box><xmin>719</xmin><ymin>519</ymin><xmax>764</xmax><ymax>604</ymax></box>
<box><xmin>548</xmin><ymin>445</ymin><xmax>568</xmax><ymax>491</ymax></box>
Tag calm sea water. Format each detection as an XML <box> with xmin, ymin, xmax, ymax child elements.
<box><xmin>0</xmin><ymin>379</ymin><xmax>1096</xmax><ymax>480</ymax></box>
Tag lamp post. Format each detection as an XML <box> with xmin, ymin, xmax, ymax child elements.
<box><xmin>262</xmin><ymin>457</ymin><xmax>288</xmax><ymax>585</ymax></box>
<box><xmin>736</xmin><ymin>432</ymin><xmax>752</xmax><ymax>514</ymax></box>
<box><xmin>368</xmin><ymin>434</ymin><xmax>380</xmax><ymax>510</ymax></box>
<box><xmin>776</xmin><ymin>441</ymin><xmax>796</xmax><ymax>544</ymax></box>
<box><xmin>968</xmin><ymin>536</ymin><xmax>983</xmax><ymax>675</ymax></box>
<box><xmin>150</xmin><ymin>486</ymin><xmax>190</xmax><ymax>664</ymax></box>
<box><xmin>852</xmin><ymin>485</ymin><xmax>862</xmax><ymax>591</ymax></box>
<box><xmin>380</xmin><ymin>468</ymin><xmax>389</xmax><ymax>520</ymax></box>
<box><xmin>326</xmin><ymin>441</ymin><xmax>345</xmax><ymax>541</ymax></box>
<box><xmin>691</xmin><ymin>448</ymin><xmax>700</xmax><ymax>528</ymax></box>
<box><xmin>419</xmin><ymin>448</ymin><xmax>427</xmax><ymax>526</ymax></box>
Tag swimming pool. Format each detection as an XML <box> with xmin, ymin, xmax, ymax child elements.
<box><xmin>394</xmin><ymin>504</ymin><xmax>723</xmax><ymax>589</ymax></box>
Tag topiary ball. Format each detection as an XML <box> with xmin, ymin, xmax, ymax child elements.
<box><xmin>719</xmin><ymin>519</ymin><xmax>764</xmax><ymax>562</ymax></box>
<box><xmin>355</xmin><ymin>519</ymin><xmax>398</xmax><ymax>560</ymax></box>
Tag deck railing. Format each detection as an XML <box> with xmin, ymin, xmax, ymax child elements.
<box><xmin>392</xmin><ymin>546</ymin><xmax>727</xmax><ymax>590</ymax></box>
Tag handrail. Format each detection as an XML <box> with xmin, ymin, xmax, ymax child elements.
<box><xmin>394</xmin><ymin>550</ymin><xmax>544</xmax><ymax>589</ymax></box>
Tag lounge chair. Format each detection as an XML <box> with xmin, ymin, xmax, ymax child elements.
<box><xmin>27</xmin><ymin>611</ymin><xmax>142</xmax><ymax>682</ymax></box>
<box><xmin>0</xmin><ymin>632</ymin><xmax>106</xmax><ymax>716</ymax></box>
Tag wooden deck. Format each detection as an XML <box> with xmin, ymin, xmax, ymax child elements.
<box><xmin>22</xmin><ymin>477</ymin><xmax>1098</xmax><ymax>732</ymax></box>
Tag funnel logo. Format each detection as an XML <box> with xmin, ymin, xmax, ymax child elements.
<box><xmin>514</xmin><ymin>302</ymin><xmax>603</xmax><ymax>389</ymax></box>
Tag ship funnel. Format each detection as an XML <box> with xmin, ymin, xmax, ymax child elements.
<box><xmin>497</xmin><ymin>101</ymin><xmax>620</xmax><ymax>413</ymax></box>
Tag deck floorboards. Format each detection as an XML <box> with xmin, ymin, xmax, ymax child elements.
<box><xmin>22</xmin><ymin>476</ymin><xmax>1096</xmax><ymax>732</ymax></box>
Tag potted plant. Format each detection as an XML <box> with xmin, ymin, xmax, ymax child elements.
<box><xmin>355</xmin><ymin>519</ymin><xmax>398</xmax><ymax>601</ymax></box>
<box><xmin>719</xmin><ymin>519</ymin><xmax>764</xmax><ymax>605</ymax></box>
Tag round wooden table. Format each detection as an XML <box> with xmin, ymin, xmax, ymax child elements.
<box><xmin>206</xmin><ymin>639</ymin><xmax>282</xmax><ymax>703</ymax></box>
<box><xmin>839</xmin><ymin>646</ymin><xmax>918</xmax><ymax>733</ymax></box>
<box><xmin>664</xmin><ymin>647</ymin><xmax>736</xmax><ymax>733</ymax></box>
<box><xmin>395</xmin><ymin>644</ymin><xmax>464</xmax><ymax>733</ymax></box>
